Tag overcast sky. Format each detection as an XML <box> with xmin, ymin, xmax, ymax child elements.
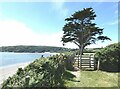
<box><xmin>0</xmin><ymin>1</ymin><xmax>118</xmax><ymax>48</ymax></box>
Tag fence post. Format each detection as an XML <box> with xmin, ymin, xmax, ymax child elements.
<box><xmin>97</xmin><ymin>58</ymin><xmax>100</xmax><ymax>71</ymax></box>
<box><xmin>94</xmin><ymin>56</ymin><xmax>95</xmax><ymax>70</ymax></box>
<box><xmin>80</xmin><ymin>55</ymin><xmax>81</xmax><ymax>69</ymax></box>
<box><xmin>89</xmin><ymin>55</ymin><xmax>91</xmax><ymax>68</ymax></box>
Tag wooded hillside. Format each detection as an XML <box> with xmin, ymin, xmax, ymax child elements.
<box><xmin>0</xmin><ymin>45</ymin><xmax>77</xmax><ymax>53</ymax></box>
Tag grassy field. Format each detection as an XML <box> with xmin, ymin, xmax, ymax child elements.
<box><xmin>64</xmin><ymin>70</ymin><xmax>119</xmax><ymax>88</ymax></box>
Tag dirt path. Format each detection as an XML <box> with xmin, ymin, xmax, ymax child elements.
<box><xmin>71</xmin><ymin>71</ymin><xmax>80</xmax><ymax>79</ymax></box>
<box><xmin>70</xmin><ymin>70</ymin><xmax>81</xmax><ymax>87</ymax></box>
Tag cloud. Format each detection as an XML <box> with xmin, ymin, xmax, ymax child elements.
<box><xmin>86</xmin><ymin>42</ymin><xmax>107</xmax><ymax>48</ymax></box>
<box><xmin>63</xmin><ymin>41</ymin><xmax>112</xmax><ymax>49</ymax></box>
<box><xmin>86</xmin><ymin>40</ymin><xmax>116</xmax><ymax>48</ymax></box>
<box><xmin>0</xmin><ymin>6</ymin><xmax>3</xmax><ymax>20</ymax></box>
<box><xmin>0</xmin><ymin>19</ymin><xmax>79</xmax><ymax>48</ymax></box>
<box><xmin>0</xmin><ymin>20</ymin><xmax>64</xmax><ymax>47</ymax></box>
<box><xmin>51</xmin><ymin>0</ymin><xmax>68</xmax><ymax>18</ymax></box>
<box><xmin>0</xmin><ymin>19</ymin><xmax>112</xmax><ymax>49</ymax></box>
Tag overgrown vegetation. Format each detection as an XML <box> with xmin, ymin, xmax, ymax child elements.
<box><xmin>95</xmin><ymin>42</ymin><xmax>120</xmax><ymax>72</ymax></box>
<box><xmin>1</xmin><ymin>54</ymin><xmax>76</xmax><ymax>89</ymax></box>
<box><xmin>63</xmin><ymin>53</ymin><xmax>76</xmax><ymax>71</ymax></box>
<box><xmin>1</xmin><ymin>42</ymin><xmax>119</xmax><ymax>88</ymax></box>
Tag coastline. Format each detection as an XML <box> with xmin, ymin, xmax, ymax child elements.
<box><xmin>0</xmin><ymin>61</ymin><xmax>32</xmax><ymax>69</ymax></box>
<box><xmin>0</xmin><ymin>52</ymin><xmax>59</xmax><ymax>69</ymax></box>
<box><xmin>0</xmin><ymin>62</ymin><xmax>31</xmax><ymax>85</ymax></box>
<box><xmin>0</xmin><ymin>52</ymin><xmax>60</xmax><ymax>86</ymax></box>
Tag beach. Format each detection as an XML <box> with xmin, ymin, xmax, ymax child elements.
<box><xmin>0</xmin><ymin>62</ymin><xmax>30</xmax><ymax>85</ymax></box>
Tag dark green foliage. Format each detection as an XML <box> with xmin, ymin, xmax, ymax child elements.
<box><xmin>62</xmin><ymin>7</ymin><xmax>110</xmax><ymax>48</ymax></box>
<box><xmin>63</xmin><ymin>53</ymin><xmax>76</xmax><ymax>70</ymax></box>
<box><xmin>0</xmin><ymin>45</ymin><xmax>76</xmax><ymax>53</ymax></box>
<box><xmin>95</xmin><ymin>42</ymin><xmax>120</xmax><ymax>72</ymax></box>
<box><xmin>1</xmin><ymin>54</ymin><xmax>67</xmax><ymax>89</ymax></box>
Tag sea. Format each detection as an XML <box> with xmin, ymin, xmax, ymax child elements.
<box><xmin>0</xmin><ymin>52</ymin><xmax>58</xmax><ymax>67</ymax></box>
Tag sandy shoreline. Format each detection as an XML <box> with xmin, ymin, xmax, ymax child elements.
<box><xmin>0</xmin><ymin>62</ymin><xmax>31</xmax><ymax>85</ymax></box>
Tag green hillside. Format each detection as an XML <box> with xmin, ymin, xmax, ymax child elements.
<box><xmin>0</xmin><ymin>45</ymin><xmax>77</xmax><ymax>53</ymax></box>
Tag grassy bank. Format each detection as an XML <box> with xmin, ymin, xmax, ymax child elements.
<box><xmin>64</xmin><ymin>70</ymin><xmax>119</xmax><ymax>88</ymax></box>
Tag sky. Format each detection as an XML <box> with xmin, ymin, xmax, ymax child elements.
<box><xmin>0</xmin><ymin>1</ymin><xmax>118</xmax><ymax>48</ymax></box>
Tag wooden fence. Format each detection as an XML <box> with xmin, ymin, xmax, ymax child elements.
<box><xmin>74</xmin><ymin>53</ymin><xmax>96</xmax><ymax>70</ymax></box>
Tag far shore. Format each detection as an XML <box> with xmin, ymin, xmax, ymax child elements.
<box><xmin>0</xmin><ymin>51</ymin><xmax>60</xmax><ymax>54</ymax></box>
<box><xmin>0</xmin><ymin>62</ymin><xmax>31</xmax><ymax>85</ymax></box>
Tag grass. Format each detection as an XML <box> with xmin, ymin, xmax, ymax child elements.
<box><xmin>64</xmin><ymin>70</ymin><xmax>119</xmax><ymax>88</ymax></box>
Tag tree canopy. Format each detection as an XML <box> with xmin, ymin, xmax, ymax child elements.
<box><xmin>62</xmin><ymin>8</ymin><xmax>111</xmax><ymax>49</ymax></box>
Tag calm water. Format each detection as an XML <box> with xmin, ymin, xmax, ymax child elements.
<box><xmin>0</xmin><ymin>52</ymin><xmax>56</xmax><ymax>67</ymax></box>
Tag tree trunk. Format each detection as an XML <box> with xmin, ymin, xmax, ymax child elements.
<box><xmin>78</xmin><ymin>50</ymin><xmax>80</xmax><ymax>68</ymax></box>
<box><xmin>80</xmin><ymin>46</ymin><xmax>83</xmax><ymax>70</ymax></box>
<box><xmin>78</xmin><ymin>45</ymin><xmax>84</xmax><ymax>70</ymax></box>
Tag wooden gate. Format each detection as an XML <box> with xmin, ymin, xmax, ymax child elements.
<box><xmin>74</xmin><ymin>53</ymin><xmax>96</xmax><ymax>70</ymax></box>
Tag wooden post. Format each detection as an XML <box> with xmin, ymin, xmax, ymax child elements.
<box><xmin>80</xmin><ymin>57</ymin><xmax>82</xmax><ymax>69</ymax></box>
<box><xmin>97</xmin><ymin>59</ymin><xmax>100</xmax><ymax>71</ymax></box>
<box><xmin>89</xmin><ymin>55</ymin><xmax>91</xmax><ymax>68</ymax></box>
<box><xmin>94</xmin><ymin>57</ymin><xmax>95</xmax><ymax>70</ymax></box>
<box><xmin>77</xmin><ymin>55</ymin><xmax>79</xmax><ymax>68</ymax></box>
<box><xmin>92</xmin><ymin>54</ymin><xmax>95</xmax><ymax>70</ymax></box>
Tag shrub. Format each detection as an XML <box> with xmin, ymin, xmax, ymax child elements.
<box><xmin>95</xmin><ymin>42</ymin><xmax>120</xmax><ymax>72</ymax></box>
<box><xmin>1</xmin><ymin>54</ymin><xmax>66</xmax><ymax>89</ymax></box>
<box><xmin>63</xmin><ymin>53</ymin><xmax>76</xmax><ymax>70</ymax></box>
